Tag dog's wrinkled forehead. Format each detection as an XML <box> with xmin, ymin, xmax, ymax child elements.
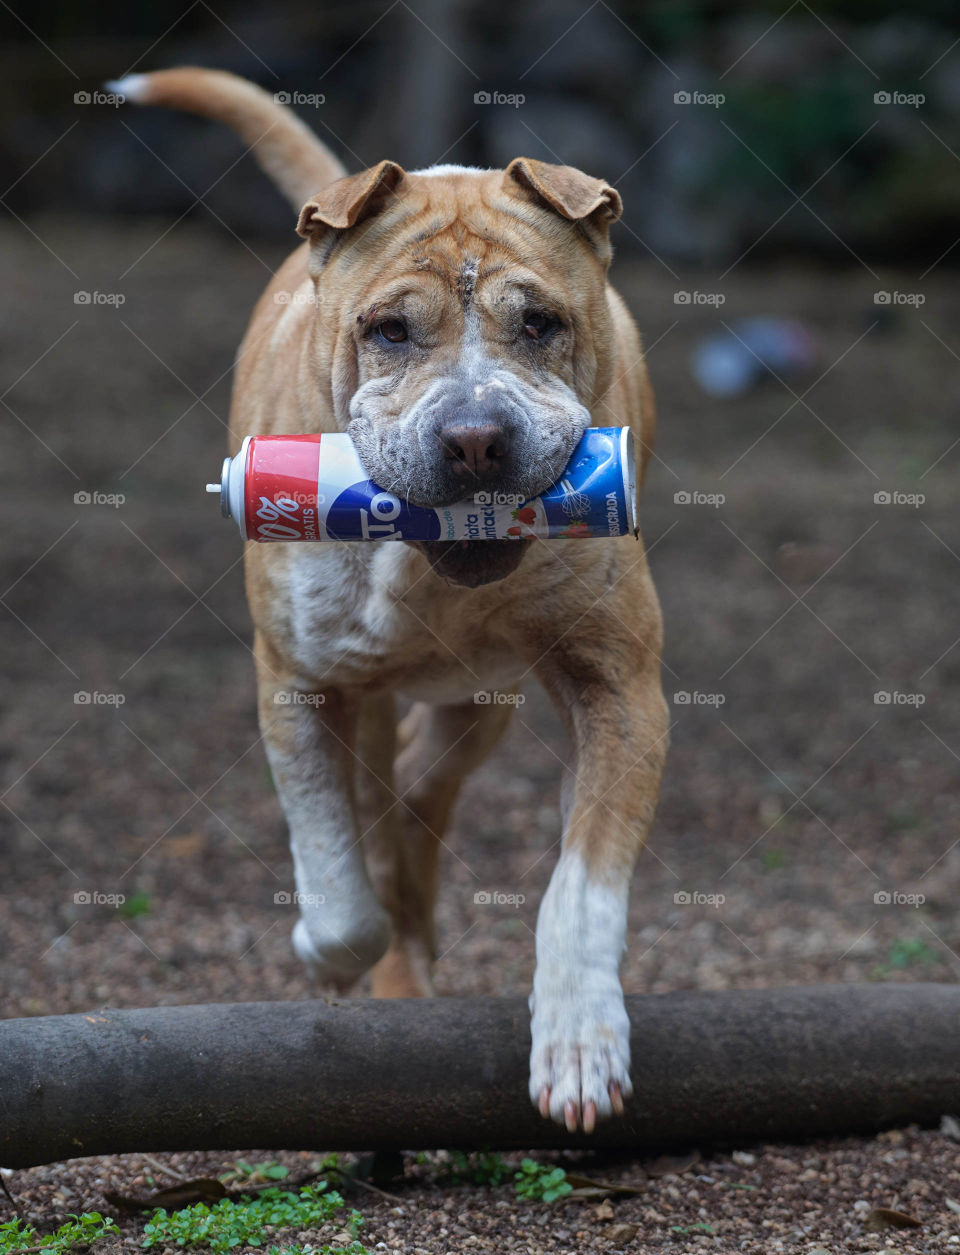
<box><xmin>295</xmin><ymin>157</ymin><xmax>622</xmax><ymax>285</ymax></box>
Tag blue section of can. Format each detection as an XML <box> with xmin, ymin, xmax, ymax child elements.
<box><xmin>321</xmin><ymin>426</ymin><xmax>634</xmax><ymax>542</ymax></box>
<box><xmin>536</xmin><ymin>427</ymin><xmax>632</xmax><ymax>539</ymax></box>
<box><xmin>325</xmin><ymin>484</ymin><xmax>443</xmax><ymax>541</ymax></box>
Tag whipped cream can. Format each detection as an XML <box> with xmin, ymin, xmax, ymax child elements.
<box><xmin>206</xmin><ymin>426</ymin><xmax>636</xmax><ymax>542</ymax></box>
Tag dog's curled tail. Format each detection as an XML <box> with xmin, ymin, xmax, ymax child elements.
<box><xmin>106</xmin><ymin>67</ymin><xmax>346</xmax><ymax>209</ymax></box>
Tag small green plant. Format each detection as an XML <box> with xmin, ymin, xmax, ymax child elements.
<box><xmin>265</xmin><ymin>1246</ymin><xmax>367</xmax><ymax>1255</ymax></box>
<box><xmin>761</xmin><ymin>848</ymin><xmax>785</xmax><ymax>871</ymax></box>
<box><xmin>309</xmin><ymin>1154</ymin><xmax>345</xmax><ymax>1182</ymax></box>
<box><xmin>1</xmin><ymin>1213</ymin><xmax>118</xmax><ymax>1254</ymax></box>
<box><xmin>141</xmin><ymin>1184</ymin><xmax>361</xmax><ymax>1253</ymax></box>
<box><xmin>670</xmin><ymin>1221</ymin><xmax>716</xmax><ymax>1235</ymax></box>
<box><xmin>514</xmin><ymin>1159</ymin><xmax>571</xmax><ymax>1202</ymax></box>
<box><xmin>117</xmin><ymin>891</ymin><xmax>152</xmax><ymax>919</ymax></box>
<box><xmin>888</xmin><ymin>936</ymin><xmax>937</xmax><ymax>968</ymax></box>
<box><xmin>444</xmin><ymin>1150</ymin><xmax>509</xmax><ymax>1187</ymax></box>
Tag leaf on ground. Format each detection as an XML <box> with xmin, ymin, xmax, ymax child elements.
<box><xmin>642</xmin><ymin>1149</ymin><xmax>701</xmax><ymax>1178</ymax></box>
<box><xmin>104</xmin><ymin>1178</ymin><xmax>227</xmax><ymax>1210</ymax></box>
<box><xmin>161</xmin><ymin>832</ymin><xmax>206</xmax><ymax>858</ymax></box>
<box><xmin>563</xmin><ymin>1174</ymin><xmax>643</xmax><ymax>1201</ymax></box>
<box><xmin>864</xmin><ymin>1207</ymin><xmax>922</xmax><ymax>1231</ymax></box>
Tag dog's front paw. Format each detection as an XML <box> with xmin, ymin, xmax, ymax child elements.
<box><xmin>292</xmin><ymin>906</ymin><xmax>390</xmax><ymax>990</ymax></box>
<box><xmin>528</xmin><ymin>979</ymin><xmax>632</xmax><ymax>1133</ymax></box>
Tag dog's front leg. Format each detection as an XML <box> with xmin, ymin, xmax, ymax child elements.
<box><xmin>256</xmin><ymin>645</ymin><xmax>391</xmax><ymax>988</ymax></box>
<box><xmin>528</xmin><ymin>633</ymin><xmax>668</xmax><ymax>1132</ymax></box>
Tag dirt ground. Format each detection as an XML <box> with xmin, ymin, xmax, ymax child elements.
<box><xmin>2</xmin><ymin>216</ymin><xmax>960</xmax><ymax>1252</ymax></box>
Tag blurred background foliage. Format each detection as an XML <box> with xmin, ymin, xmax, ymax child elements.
<box><xmin>1</xmin><ymin>0</ymin><xmax>957</xmax><ymax>267</ymax></box>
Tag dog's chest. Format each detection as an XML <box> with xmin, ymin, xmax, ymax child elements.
<box><xmin>280</xmin><ymin>543</ymin><xmax>523</xmax><ymax>699</ymax></box>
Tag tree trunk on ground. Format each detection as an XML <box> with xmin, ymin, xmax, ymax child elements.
<box><xmin>1</xmin><ymin>984</ymin><xmax>958</xmax><ymax>1167</ymax></box>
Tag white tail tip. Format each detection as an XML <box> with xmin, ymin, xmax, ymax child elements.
<box><xmin>103</xmin><ymin>74</ymin><xmax>149</xmax><ymax>103</ymax></box>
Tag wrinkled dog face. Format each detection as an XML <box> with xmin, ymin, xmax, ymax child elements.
<box><xmin>298</xmin><ymin>159</ymin><xmax>621</xmax><ymax>585</ymax></box>
<box><xmin>347</xmin><ymin>263</ymin><xmax>592</xmax><ymax>509</ymax></box>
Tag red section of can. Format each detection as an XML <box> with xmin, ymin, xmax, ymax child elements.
<box><xmin>244</xmin><ymin>435</ymin><xmax>323</xmax><ymax>542</ymax></box>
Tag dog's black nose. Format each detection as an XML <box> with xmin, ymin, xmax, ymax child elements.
<box><xmin>439</xmin><ymin>422</ymin><xmax>512</xmax><ymax>478</ymax></box>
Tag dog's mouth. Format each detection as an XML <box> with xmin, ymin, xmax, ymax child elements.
<box><xmin>413</xmin><ymin>538</ymin><xmax>530</xmax><ymax>588</ymax></box>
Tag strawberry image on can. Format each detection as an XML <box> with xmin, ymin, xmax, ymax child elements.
<box><xmin>207</xmin><ymin>427</ymin><xmax>637</xmax><ymax>543</ymax></box>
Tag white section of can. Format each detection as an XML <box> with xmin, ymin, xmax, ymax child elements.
<box><xmin>315</xmin><ymin>434</ymin><xmax>367</xmax><ymax>541</ymax></box>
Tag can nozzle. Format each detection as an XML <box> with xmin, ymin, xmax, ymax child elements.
<box><xmin>205</xmin><ymin>456</ymin><xmax>236</xmax><ymax>521</ymax></box>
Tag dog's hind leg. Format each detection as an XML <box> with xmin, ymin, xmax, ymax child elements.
<box><xmin>366</xmin><ymin>697</ymin><xmax>515</xmax><ymax>998</ymax></box>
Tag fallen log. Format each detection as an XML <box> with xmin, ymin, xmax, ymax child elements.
<box><xmin>1</xmin><ymin>984</ymin><xmax>958</xmax><ymax>1167</ymax></box>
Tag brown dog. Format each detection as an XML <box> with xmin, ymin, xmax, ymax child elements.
<box><xmin>113</xmin><ymin>67</ymin><xmax>668</xmax><ymax>1133</ymax></box>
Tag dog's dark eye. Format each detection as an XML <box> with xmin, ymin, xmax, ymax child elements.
<box><xmin>523</xmin><ymin>311</ymin><xmax>559</xmax><ymax>341</ymax></box>
<box><xmin>377</xmin><ymin>319</ymin><xmax>407</xmax><ymax>344</ymax></box>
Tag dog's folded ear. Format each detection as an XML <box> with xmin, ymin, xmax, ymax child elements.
<box><xmin>297</xmin><ymin>160</ymin><xmax>405</xmax><ymax>239</ymax></box>
<box><xmin>504</xmin><ymin>157</ymin><xmax>622</xmax><ymax>262</ymax></box>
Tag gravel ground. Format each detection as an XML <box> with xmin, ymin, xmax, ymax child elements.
<box><xmin>1</xmin><ymin>217</ymin><xmax>960</xmax><ymax>1251</ymax></box>
<box><xmin>6</xmin><ymin>1132</ymin><xmax>960</xmax><ymax>1254</ymax></box>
